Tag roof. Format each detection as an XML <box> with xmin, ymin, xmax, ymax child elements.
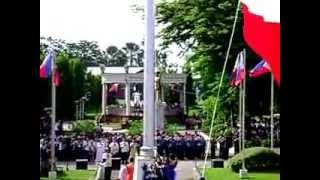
<box><xmin>86</xmin><ymin>66</ymin><xmax>144</xmax><ymax>76</ymax></box>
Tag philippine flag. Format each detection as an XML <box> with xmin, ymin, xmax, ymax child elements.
<box><xmin>40</xmin><ymin>52</ymin><xmax>53</xmax><ymax>78</ymax></box>
<box><xmin>241</xmin><ymin>0</ymin><xmax>280</xmax><ymax>85</ymax></box>
<box><xmin>230</xmin><ymin>51</ymin><xmax>246</xmax><ymax>87</ymax></box>
<box><xmin>40</xmin><ymin>52</ymin><xmax>60</xmax><ymax>86</ymax></box>
<box><xmin>249</xmin><ymin>60</ymin><xmax>271</xmax><ymax>78</ymax></box>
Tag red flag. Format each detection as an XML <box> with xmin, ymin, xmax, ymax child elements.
<box><xmin>109</xmin><ymin>83</ymin><xmax>119</xmax><ymax>93</ymax></box>
<box><xmin>241</xmin><ymin>0</ymin><xmax>280</xmax><ymax>85</ymax></box>
<box><xmin>53</xmin><ymin>69</ymin><xmax>60</xmax><ymax>87</ymax></box>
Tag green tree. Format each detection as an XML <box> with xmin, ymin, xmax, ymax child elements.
<box><xmin>67</xmin><ymin>40</ymin><xmax>103</xmax><ymax>66</ymax></box>
<box><xmin>156</xmin><ymin>0</ymin><xmax>280</xmax><ymax>136</ymax></box>
<box><xmin>84</xmin><ymin>73</ymin><xmax>102</xmax><ymax>113</ymax></box>
<box><xmin>103</xmin><ymin>46</ymin><xmax>127</xmax><ymax>66</ymax></box>
<box><xmin>122</xmin><ymin>42</ymin><xmax>144</xmax><ymax>67</ymax></box>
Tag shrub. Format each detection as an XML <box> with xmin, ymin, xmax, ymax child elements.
<box><xmin>165</xmin><ymin>123</ymin><xmax>178</xmax><ymax>136</ymax></box>
<box><xmin>128</xmin><ymin>120</ymin><xmax>143</xmax><ymax>136</ymax></box>
<box><xmin>226</xmin><ymin>147</ymin><xmax>280</xmax><ymax>172</ymax></box>
<box><xmin>73</xmin><ymin>120</ymin><xmax>96</xmax><ymax>135</ymax></box>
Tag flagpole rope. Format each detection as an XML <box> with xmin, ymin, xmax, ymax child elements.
<box><xmin>201</xmin><ymin>0</ymin><xmax>241</xmax><ymax>177</ymax></box>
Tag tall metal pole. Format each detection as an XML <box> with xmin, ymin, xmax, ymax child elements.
<box><xmin>141</xmin><ymin>0</ymin><xmax>155</xmax><ymax>154</ymax></box>
<box><xmin>50</xmin><ymin>52</ymin><xmax>56</xmax><ymax>171</ymax></box>
<box><xmin>242</xmin><ymin>49</ymin><xmax>246</xmax><ymax>170</ymax></box>
<box><xmin>133</xmin><ymin>0</ymin><xmax>155</xmax><ymax>179</ymax></box>
<box><xmin>238</xmin><ymin>83</ymin><xmax>242</xmax><ymax>153</ymax></box>
<box><xmin>270</xmin><ymin>75</ymin><xmax>274</xmax><ymax>149</ymax></box>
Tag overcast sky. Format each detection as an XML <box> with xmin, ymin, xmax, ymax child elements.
<box><xmin>40</xmin><ymin>0</ymin><xmax>184</xmax><ymax>66</ymax></box>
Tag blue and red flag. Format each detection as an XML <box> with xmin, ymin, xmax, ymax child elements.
<box><xmin>249</xmin><ymin>60</ymin><xmax>271</xmax><ymax>78</ymax></box>
<box><xmin>40</xmin><ymin>52</ymin><xmax>60</xmax><ymax>86</ymax></box>
<box><xmin>230</xmin><ymin>51</ymin><xmax>245</xmax><ymax>87</ymax></box>
<box><xmin>40</xmin><ymin>52</ymin><xmax>53</xmax><ymax>78</ymax></box>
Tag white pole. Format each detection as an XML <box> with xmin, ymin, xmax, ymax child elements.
<box><xmin>242</xmin><ymin>49</ymin><xmax>246</xmax><ymax>170</ymax></box>
<box><xmin>238</xmin><ymin>83</ymin><xmax>242</xmax><ymax>153</ymax></box>
<box><xmin>270</xmin><ymin>75</ymin><xmax>274</xmax><ymax>149</ymax></box>
<box><xmin>50</xmin><ymin>52</ymin><xmax>56</xmax><ymax>171</ymax></box>
<box><xmin>102</xmin><ymin>83</ymin><xmax>106</xmax><ymax>115</ymax></box>
<box><xmin>133</xmin><ymin>1</ymin><xmax>155</xmax><ymax>179</ymax></box>
<box><xmin>125</xmin><ymin>83</ymin><xmax>131</xmax><ymax>116</ymax></box>
<box><xmin>141</xmin><ymin>0</ymin><xmax>155</xmax><ymax>153</ymax></box>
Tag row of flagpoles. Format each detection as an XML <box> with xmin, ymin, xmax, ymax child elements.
<box><xmin>231</xmin><ymin>48</ymin><xmax>275</xmax><ymax>171</ymax></box>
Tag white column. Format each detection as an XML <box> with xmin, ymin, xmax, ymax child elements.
<box><xmin>125</xmin><ymin>83</ymin><xmax>131</xmax><ymax>116</ymax></box>
<box><xmin>102</xmin><ymin>83</ymin><xmax>106</xmax><ymax>115</ymax></box>
<box><xmin>133</xmin><ymin>0</ymin><xmax>155</xmax><ymax>179</ymax></box>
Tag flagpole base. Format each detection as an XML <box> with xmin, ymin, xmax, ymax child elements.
<box><xmin>48</xmin><ymin>171</ymin><xmax>57</xmax><ymax>180</ymax></box>
<box><xmin>239</xmin><ymin>168</ymin><xmax>248</xmax><ymax>179</ymax></box>
<box><xmin>133</xmin><ymin>154</ymin><xmax>153</xmax><ymax>180</ymax></box>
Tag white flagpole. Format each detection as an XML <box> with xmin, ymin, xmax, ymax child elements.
<box><xmin>50</xmin><ymin>51</ymin><xmax>56</xmax><ymax>171</ymax></box>
<box><xmin>238</xmin><ymin>82</ymin><xmax>242</xmax><ymax>153</ymax></box>
<box><xmin>242</xmin><ymin>49</ymin><xmax>246</xmax><ymax>170</ymax></box>
<box><xmin>270</xmin><ymin>75</ymin><xmax>274</xmax><ymax>149</ymax></box>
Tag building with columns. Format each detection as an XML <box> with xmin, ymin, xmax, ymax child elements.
<box><xmin>87</xmin><ymin>66</ymin><xmax>187</xmax><ymax>117</ymax></box>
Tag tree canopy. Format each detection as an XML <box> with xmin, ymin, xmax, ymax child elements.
<box><xmin>156</xmin><ymin>0</ymin><xmax>280</xmax><ymax>136</ymax></box>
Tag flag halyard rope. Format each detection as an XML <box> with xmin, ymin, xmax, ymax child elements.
<box><xmin>201</xmin><ymin>0</ymin><xmax>242</xmax><ymax>177</ymax></box>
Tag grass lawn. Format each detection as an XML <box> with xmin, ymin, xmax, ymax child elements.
<box><xmin>205</xmin><ymin>168</ymin><xmax>280</xmax><ymax>180</ymax></box>
<box><xmin>40</xmin><ymin>170</ymin><xmax>95</xmax><ymax>180</ymax></box>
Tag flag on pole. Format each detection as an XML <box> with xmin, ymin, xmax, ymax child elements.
<box><xmin>249</xmin><ymin>60</ymin><xmax>271</xmax><ymax>78</ymax></box>
<box><xmin>40</xmin><ymin>52</ymin><xmax>60</xmax><ymax>86</ymax></box>
<box><xmin>40</xmin><ymin>52</ymin><xmax>53</xmax><ymax>78</ymax></box>
<box><xmin>109</xmin><ymin>83</ymin><xmax>119</xmax><ymax>93</ymax></box>
<box><xmin>241</xmin><ymin>0</ymin><xmax>280</xmax><ymax>85</ymax></box>
<box><xmin>230</xmin><ymin>51</ymin><xmax>246</xmax><ymax>87</ymax></box>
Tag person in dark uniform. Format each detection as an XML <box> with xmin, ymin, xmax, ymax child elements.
<box><xmin>156</xmin><ymin>136</ymin><xmax>164</xmax><ymax>157</ymax></box>
<box><xmin>175</xmin><ymin>135</ymin><xmax>185</xmax><ymax>160</ymax></box>
<box><xmin>199</xmin><ymin>137</ymin><xmax>206</xmax><ymax>159</ymax></box>
<box><xmin>210</xmin><ymin>139</ymin><xmax>216</xmax><ymax>159</ymax></box>
<box><xmin>219</xmin><ymin>136</ymin><xmax>228</xmax><ymax>159</ymax></box>
<box><xmin>167</xmin><ymin>136</ymin><xmax>176</xmax><ymax>158</ymax></box>
<box><xmin>185</xmin><ymin>136</ymin><xmax>194</xmax><ymax>160</ymax></box>
<box><xmin>194</xmin><ymin>136</ymin><xmax>201</xmax><ymax>159</ymax></box>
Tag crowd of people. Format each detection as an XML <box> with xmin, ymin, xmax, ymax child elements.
<box><xmin>40</xmin><ymin>127</ymin><xmax>207</xmax><ymax>180</ymax></box>
<box><xmin>40</xmin><ymin>132</ymin><xmax>142</xmax><ymax>164</ymax></box>
<box><xmin>155</xmin><ymin>130</ymin><xmax>206</xmax><ymax>160</ymax></box>
<box><xmin>232</xmin><ymin>116</ymin><xmax>280</xmax><ymax>148</ymax></box>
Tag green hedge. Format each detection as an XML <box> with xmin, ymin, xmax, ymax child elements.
<box><xmin>72</xmin><ymin>120</ymin><xmax>96</xmax><ymax>135</ymax></box>
<box><xmin>226</xmin><ymin>147</ymin><xmax>280</xmax><ymax>172</ymax></box>
<box><xmin>128</xmin><ymin>120</ymin><xmax>143</xmax><ymax>136</ymax></box>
